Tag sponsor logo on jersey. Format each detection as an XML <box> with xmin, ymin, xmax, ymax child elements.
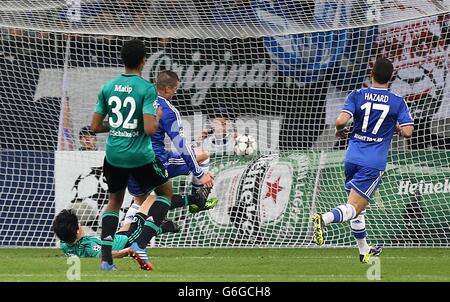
<box><xmin>354</xmin><ymin>133</ymin><xmax>384</xmax><ymax>143</ymax></box>
<box><xmin>110</xmin><ymin>129</ymin><xmax>139</xmax><ymax>138</ymax></box>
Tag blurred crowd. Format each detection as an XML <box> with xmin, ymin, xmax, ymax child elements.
<box><xmin>0</xmin><ymin>1</ymin><xmax>449</xmax><ymax>152</ymax></box>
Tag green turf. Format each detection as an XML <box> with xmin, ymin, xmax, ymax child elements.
<box><xmin>0</xmin><ymin>248</ymin><xmax>448</xmax><ymax>282</ymax></box>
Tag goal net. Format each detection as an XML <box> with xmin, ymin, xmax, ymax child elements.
<box><xmin>0</xmin><ymin>0</ymin><xmax>449</xmax><ymax>248</ymax></box>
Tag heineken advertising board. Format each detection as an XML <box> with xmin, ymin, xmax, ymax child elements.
<box><xmin>158</xmin><ymin>151</ymin><xmax>449</xmax><ymax>247</ymax></box>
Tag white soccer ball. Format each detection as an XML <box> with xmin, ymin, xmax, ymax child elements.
<box><xmin>234</xmin><ymin>135</ymin><xmax>257</xmax><ymax>156</ymax></box>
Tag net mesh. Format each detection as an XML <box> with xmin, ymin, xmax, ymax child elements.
<box><xmin>0</xmin><ymin>0</ymin><xmax>449</xmax><ymax>248</ymax></box>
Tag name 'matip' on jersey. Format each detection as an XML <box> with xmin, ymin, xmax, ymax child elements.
<box><xmin>341</xmin><ymin>87</ymin><xmax>413</xmax><ymax>171</ymax></box>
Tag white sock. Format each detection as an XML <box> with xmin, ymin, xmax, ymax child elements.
<box><xmin>322</xmin><ymin>204</ymin><xmax>357</xmax><ymax>225</ymax></box>
<box><xmin>351</xmin><ymin>210</ymin><xmax>370</xmax><ymax>255</ymax></box>
<box><xmin>191</xmin><ymin>157</ymin><xmax>210</xmax><ymax>192</ymax></box>
<box><xmin>121</xmin><ymin>203</ymin><xmax>140</xmax><ymax>226</ymax></box>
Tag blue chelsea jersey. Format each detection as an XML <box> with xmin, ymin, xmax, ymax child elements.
<box><xmin>151</xmin><ymin>96</ymin><xmax>204</xmax><ymax>178</ymax></box>
<box><xmin>341</xmin><ymin>87</ymin><xmax>414</xmax><ymax>170</ymax></box>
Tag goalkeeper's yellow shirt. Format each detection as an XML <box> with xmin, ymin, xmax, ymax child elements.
<box><xmin>94</xmin><ymin>74</ymin><xmax>157</xmax><ymax>168</ymax></box>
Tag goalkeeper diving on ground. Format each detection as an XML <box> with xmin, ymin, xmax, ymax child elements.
<box><xmin>53</xmin><ymin>206</ymin><xmax>179</xmax><ymax>259</ymax></box>
<box><xmin>312</xmin><ymin>57</ymin><xmax>414</xmax><ymax>263</ymax></box>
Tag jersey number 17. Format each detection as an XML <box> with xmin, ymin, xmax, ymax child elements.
<box><xmin>361</xmin><ymin>102</ymin><xmax>389</xmax><ymax>135</ymax></box>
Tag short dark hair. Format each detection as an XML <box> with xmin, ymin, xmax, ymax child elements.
<box><xmin>52</xmin><ymin>209</ymin><xmax>79</xmax><ymax>244</ymax></box>
<box><xmin>156</xmin><ymin>70</ymin><xmax>180</xmax><ymax>90</ymax></box>
<box><xmin>121</xmin><ymin>39</ymin><xmax>146</xmax><ymax>69</ymax></box>
<box><xmin>79</xmin><ymin>125</ymin><xmax>96</xmax><ymax>140</ymax></box>
<box><xmin>372</xmin><ymin>57</ymin><xmax>394</xmax><ymax>84</ymax></box>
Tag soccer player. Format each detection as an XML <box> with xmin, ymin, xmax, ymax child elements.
<box><xmin>201</xmin><ymin>112</ymin><xmax>237</xmax><ymax>156</ymax></box>
<box><xmin>78</xmin><ymin>125</ymin><xmax>98</xmax><ymax>151</ymax></box>
<box><xmin>91</xmin><ymin>39</ymin><xmax>172</xmax><ymax>271</ymax></box>
<box><xmin>53</xmin><ymin>207</ymin><xmax>179</xmax><ymax>259</ymax></box>
<box><xmin>126</xmin><ymin>70</ymin><xmax>216</xmax><ymax>215</ymax></box>
<box><xmin>312</xmin><ymin>58</ymin><xmax>414</xmax><ymax>263</ymax></box>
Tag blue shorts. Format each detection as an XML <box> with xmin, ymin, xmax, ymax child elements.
<box><xmin>344</xmin><ymin>162</ymin><xmax>384</xmax><ymax>202</ymax></box>
<box><xmin>128</xmin><ymin>152</ymin><xmax>191</xmax><ymax>197</ymax></box>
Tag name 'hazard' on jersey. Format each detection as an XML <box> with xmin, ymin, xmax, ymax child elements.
<box><xmin>341</xmin><ymin>87</ymin><xmax>414</xmax><ymax>171</ymax></box>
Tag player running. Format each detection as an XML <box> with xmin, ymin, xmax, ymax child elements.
<box><xmin>126</xmin><ymin>70</ymin><xmax>217</xmax><ymax>217</ymax></box>
<box><xmin>91</xmin><ymin>39</ymin><xmax>172</xmax><ymax>271</ymax></box>
<box><xmin>312</xmin><ymin>58</ymin><xmax>414</xmax><ymax>263</ymax></box>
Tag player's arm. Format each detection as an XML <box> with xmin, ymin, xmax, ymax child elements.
<box><xmin>143</xmin><ymin>85</ymin><xmax>159</xmax><ymax>135</ymax></box>
<box><xmin>143</xmin><ymin>114</ymin><xmax>159</xmax><ymax>135</ymax></box>
<box><xmin>396</xmin><ymin>99</ymin><xmax>415</xmax><ymax>138</ymax></box>
<box><xmin>396</xmin><ymin>123</ymin><xmax>414</xmax><ymax>138</ymax></box>
<box><xmin>91</xmin><ymin>85</ymin><xmax>110</xmax><ymax>133</ymax></box>
<box><xmin>91</xmin><ymin>113</ymin><xmax>110</xmax><ymax>133</ymax></box>
<box><xmin>335</xmin><ymin>112</ymin><xmax>352</xmax><ymax>139</ymax></box>
<box><xmin>336</xmin><ymin>90</ymin><xmax>356</xmax><ymax>139</ymax></box>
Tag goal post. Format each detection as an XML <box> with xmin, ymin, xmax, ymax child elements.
<box><xmin>0</xmin><ymin>0</ymin><xmax>449</xmax><ymax>248</ymax></box>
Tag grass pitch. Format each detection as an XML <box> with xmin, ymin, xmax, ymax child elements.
<box><xmin>0</xmin><ymin>248</ymin><xmax>448</xmax><ymax>282</ymax></box>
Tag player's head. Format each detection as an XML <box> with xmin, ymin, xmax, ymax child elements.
<box><xmin>210</xmin><ymin>107</ymin><xmax>234</xmax><ymax>138</ymax></box>
<box><xmin>121</xmin><ymin>39</ymin><xmax>146</xmax><ymax>71</ymax></box>
<box><xmin>52</xmin><ymin>209</ymin><xmax>83</xmax><ymax>244</ymax></box>
<box><xmin>156</xmin><ymin>70</ymin><xmax>180</xmax><ymax>100</ymax></box>
<box><xmin>79</xmin><ymin>125</ymin><xmax>97</xmax><ymax>151</ymax></box>
<box><xmin>371</xmin><ymin>57</ymin><xmax>394</xmax><ymax>85</ymax></box>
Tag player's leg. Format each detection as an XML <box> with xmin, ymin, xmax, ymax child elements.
<box><xmin>127</xmin><ymin>193</ymin><xmax>179</xmax><ymax>235</ymax></box>
<box><xmin>128</xmin><ymin>159</ymin><xmax>172</xmax><ymax>270</ymax></box>
<box><xmin>312</xmin><ymin>189</ymin><xmax>364</xmax><ymax>246</ymax></box>
<box><xmin>325</xmin><ymin>188</ymin><xmax>368</xmax><ymax>223</ymax></box>
<box><xmin>120</xmin><ymin>177</ymin><xmax>147</xmax><ymax>226</ymax></box>
<box><xmin>312</xmin><ymin>162</ymin><xmax>356</xmax><ymax>245</ymax></box>
<box><xmin>346</xmin><ymin>167</ymin><xmax>383</xmax><ymax>262</ymax></box>
<box><xmin>350</xmin><ymin>210</ymin><xmax>369</xmax><ymax>254</ymax></box>
<box><xmin>190</xmin><ymin>147</ymin><xmax>210</xmax><ymax>194</ymax></box>
<box><xmin>119</xmin><ymin>194</ymin><xmax>180</xmax><ymax>248</ymax></box>
<box><xmin>313</xmin><ymin>163</ymin><xmax>383</xmax><ymax>246</ymax></box>
<box><xmin>100</xmin><ymin>158</ymin><xmax>129</xmax><ymax>270</ymax></box>
<box><xmin>350</xmin><ymin>209</ymin><xmax>382</xmax><ymax>263</ymax></box>
<box><xmin>124</xmin><ymin>174</ymin><xmax>214</xmax><ymax>221</ymax></box>
<box><xmin>129</xmin><ymin>181</ymin><xmax>173</xmax><ymax>270</ymax></box>
<box><xmin>187</xmin><ymin>147</ymin><xmax>218</xmax><ymax>213</ymax></box>
<box><xmin>163</xmin><ymin>152</ymin><xmax>217</xmax><ymax>213</ymax></box>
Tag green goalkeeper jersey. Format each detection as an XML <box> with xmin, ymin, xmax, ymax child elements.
<box><xmin>60</xmin><ymin>234</ymin><xmax>129</xmax><ymax>258</ymax></box>
<box><xmin>95</xmin><ymin>74</ymin><xmax>158</xmax><ymax>168</ymax></box>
